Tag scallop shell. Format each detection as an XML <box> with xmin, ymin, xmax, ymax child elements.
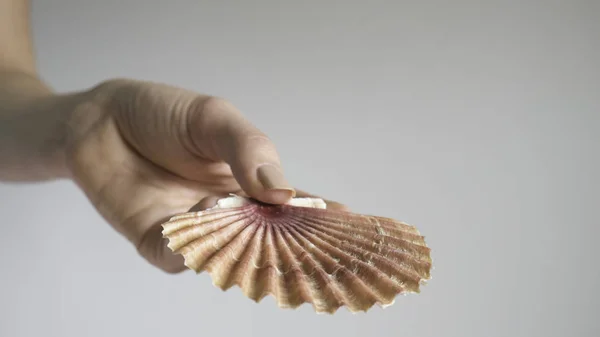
<box><xmin>162</xmin><ymin>195</ymin><xmax>432</xmax><ymax>314</ymax></box>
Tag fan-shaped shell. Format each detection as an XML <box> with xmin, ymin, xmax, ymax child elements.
<box><xmin>161</xmin><ymin>195</ymin><xmax>432</xmax><ymax>314</ymax></box>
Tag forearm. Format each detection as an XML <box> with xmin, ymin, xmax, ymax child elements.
<box><xmin>0</xmin><ymin>72</ymin><xmax>68</xmax><ymax>182</ymax></box>
<box><xmin>0</xmin><ymin>0</ymin><xmax>69</xmax><ymax>182</ymax></box>
<box><xmin>0</xmin><ymin>80</ymin><xmax>73</xmax><ymax>182</ymax></box>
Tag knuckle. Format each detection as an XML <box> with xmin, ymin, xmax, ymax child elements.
<box><xmin>189</xmin><ymin>96</ymin><xmax>234</xmax><ymax>131</ymax></box>
<box><xmin>246</xmin><ymin>132</ymin><xmax>273</xmax><ymax>145</ymax></box>
<box><xmin>242</xmin><ymin>132</ymin><xmax>276</xmax><ymax>152</ymax></box>
<box><xmin>243</xmin><ymin>133</ymin><xmax>280</xmax><ymax>163</ymax></box>
<box><xmin>200</xmin><ymin>96</ymin><xmax>234</xmax><ymax>114</ymax></box>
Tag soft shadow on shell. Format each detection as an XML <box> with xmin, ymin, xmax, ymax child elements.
<box><xmin>161</xmin><ymin>195</ymin><xmax>432</xmax><ymax>314</ymax></box>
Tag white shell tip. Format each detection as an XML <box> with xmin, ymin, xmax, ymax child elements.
<box><xmin>285</xmin><ymin>197</ymin><xmax>327</xmax><ymax>209</ymax></box>
<box><xmin>215</xmin><ymin>195</ymin><xmax>251</xmax><ymax>209</ymax></box>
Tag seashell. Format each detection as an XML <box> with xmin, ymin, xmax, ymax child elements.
<box><xmin>162</xmin><ymin>195</ymin><xmax>432</xmax><ymax>314</ymax></box>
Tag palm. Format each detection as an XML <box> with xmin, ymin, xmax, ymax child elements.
<box><xmin>69</xmin><ymin>112</ymin><xmax>238</xmax><ymax>271</ymax></box>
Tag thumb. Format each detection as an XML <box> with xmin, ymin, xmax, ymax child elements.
<box><xmin>191</xmin><ymin>98</ymin><xmax>296</xmax><ymax>204</ymax></box>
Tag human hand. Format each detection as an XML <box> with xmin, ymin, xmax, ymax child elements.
<box><xmin>63</xmin><ymin>79</ymin><xmax>347</xmax><ymax>273</ymax></box>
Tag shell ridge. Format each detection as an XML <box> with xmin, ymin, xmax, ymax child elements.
<box><xmin>368</xmin><ymin>216</ymin><xmax>386</xmax><ymax>255</ymax></box>
<box><xmin>270</xmin><ymin>220</ymin><xmax>313</xmax><ymax>308</ymax></box>
<box><xmin>284</xmin><ymin>216</ymin><xmax>392</xmax><ymax>312</ymax></box>
<box><xmin>173</xmin><ymin>206</ymin><xmax>245</xmax><ymax>220</ymax></box>
<box><xmin>290</xmin><ymin>214</ymin><xmax>431</xmax><ymax>264</ymax></box>
<box><xmin>269</xmin><ymin>223</ymin><xmax>292</xmax><ymax>302</ymax></box>
<box><xmin>290</xmin><ymin>215</ymin><xmax>429</xmax><ymax>290</ymax></box>
<box><xmin>284</xmin><ymin>215</ymin><xmax>403</xmax><ymax>308</ymax></box>
<box><xmin>177</xmin><ymin>215</ymin><xmax>255</xmax><ymax>271</ymax></box>
<box><xmin>178</xmin><ymin>206</ymin><xmax>246</xmax><ymax>221</ymax></box>
<box><xmin>205</xmin><ymin>215</ymin><xmax>262</xmax><ymax>290</ymax></box>
<box><xmin>290</xmin><ymin>208</ymin><xmax>427</xmax><ymax>246</ymax></box>
<box><xmin>326</xmin><ymin>219</ymin><xmax>431</xmax><ymax>272</ymax></box>
<box><xmin>282</xmin><ymin>222</ymin><xmax>353</xmax><ymax>313</ymax></box>
<box><xmin>291</xmin><ymin>213</ymin><xmax>431</xmax><ymax>261</ymax></box>
<box><xmin>290</xmin><ymin>215</ymin><xmax>432</xmax><ymax>281</ymax></box>
<box><xmin>291</xmin><ymin>208</ymin><xmax>419</xmax><ymax>234</ymax></box>
<box><xmin>161</xmin><ymin>196</ymin><xmax>432</xmax><ymax>314</ymax></box>
<box><xmin>237</xmin><ymin>220</ymin><xmax>290</xmax><ymax>304</ymax></box>
<box><xmin>240</xmin><ymin>223</ymin><xmax>271</xmax><ymax>301</ymax></box>
<box><xmin>162</xmin><ymin>208</ymin><xmax>248</xmax><ymax>235</ymax></box>
<box><xmin>204</xmin><ymin>214</ymin><xmax>256</xmax><ymax>255</ymax></box>
<box><xmin>234</xmin><ymin>224</ymin><xmax>268</xmax><ymax>299</ymax></box>
<box><xmin>272</xmin><ymin>225</ymin><xmax>316</xmax><ymax>308</ymax></box>
<box><xmin>241</xmin><ymin>219</ymin><xmax>280</xmax><ymax>302</ymax></box>
<box><xmin>166</xmin><ymin>212</ymin><xmax>253</xmax><ymax>253</ymax></box>
<box><xmin>256</xmin><ymin>221</ymin><xmax>284</xmax><ymax>303</ymax></box>
<box><xmin>164</xmin><ymin>207</ymin><xmax>242</xmax><ymax>223</ymax></box>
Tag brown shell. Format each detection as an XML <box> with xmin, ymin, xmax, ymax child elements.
<box><xmin>161</xmin><ymin>195</ymin><xmax>432</xmax><ymax>314</ymax></box>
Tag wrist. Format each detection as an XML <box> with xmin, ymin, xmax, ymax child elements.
<box><xmin>34</xmin><ymin>93</ymin><xmax>89</xmax><ymax>180</ymax></box>
<box><xmin>0</xmin><ymin>89</ymin><xmax>95</xmax><ymax>182</ymax></box>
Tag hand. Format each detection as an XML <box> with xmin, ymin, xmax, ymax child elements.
<box><xmin>63</xmin><ymin>79</ymin><xmax>347</xmax><ymax>273</ymax></box>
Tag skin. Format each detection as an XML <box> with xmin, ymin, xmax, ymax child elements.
<box><xmin>0</xmin><ymin>0</ymin><xmax>347</xmax><ymax>273</ymax></box>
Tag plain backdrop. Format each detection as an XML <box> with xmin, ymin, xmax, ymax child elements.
<box><xmin>1</xmin><ymin>1</ymin><xmax>598</xmax><ymax>337</ymax></box>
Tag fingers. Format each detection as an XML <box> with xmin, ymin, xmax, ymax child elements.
<box><xmin>136</xmin><ymin>195</ymin><xmax>226</xmax><ymax>274</ymax></box>
<box><xmin>137</xmin><ymin>221</ymin><xmax>187</xmax><ymax>274</ymax></box>
<box><xmin>188</xmin><ymin>195</ymin><xmax>221</xmax><ymax>212</ymax></box>
<box><xmin>190</xmin><ymin>97</ymin><xmax>295</xmax><ymax>205</ymax></box>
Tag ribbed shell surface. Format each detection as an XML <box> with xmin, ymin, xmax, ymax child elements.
<box><xmin>162</xmin><ymin>197</ymin><xmax>432</xmax><ymax>314</ymax></box>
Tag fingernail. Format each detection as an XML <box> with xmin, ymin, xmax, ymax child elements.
<box><xmin>257</xmin><ymin>164</ymin><xmax>296</xmax><ymax>199</ymax></box>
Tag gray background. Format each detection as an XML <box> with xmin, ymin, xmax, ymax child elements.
<box><xmin>1</xmin><ymin>1</ymin><xmax>598</xmax><ymax>336</ymax></box>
